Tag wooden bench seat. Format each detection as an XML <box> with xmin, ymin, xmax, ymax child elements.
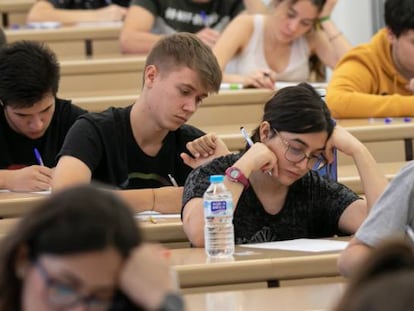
<box><xmin>338</xmin><ymin>161</ymin><xmax>406</xmax><ymax>194</ymax></box>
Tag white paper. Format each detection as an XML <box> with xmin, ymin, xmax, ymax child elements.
<box><xmin>275</xmin><ymin>82</ymin><xmax>327</xmax><ymax>89</ymax></box>
<box><xmin>240</xmin><ymin>238</ymin><xmax>348</xmax><ymax>252</ymax></box>
<box><xmin>0</xmin><ymin>189</ymin><xmax>51</xmax><ymax>195</ymax></box>
<box><xmin>134</xmin><ymin>211</ymin><xmax>181</xmax><ymax>221</ymax></box>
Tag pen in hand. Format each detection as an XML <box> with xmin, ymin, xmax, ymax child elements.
<box><xmin>200</xmin><ymin>10</ymin><xmax>209</xmax><ymax>28</ymax></box>
<box><xmin>240</xmin><ymin>126</ymin><xmax>272</xmax><ymax>176</ymax></box>
<box><xmin>240</xmin><ymin>127</ymin><xmax>254</xmax><ymax>147</ymax></box>
<box><xmin>33</xmin><ymin>148</ymin><xmax>44</xmax><ymax>166</ymax></box>
<box><xmin>168</xmin><ymin>174</ymin><xmax>179</xmax><ymax>187</ymax></box>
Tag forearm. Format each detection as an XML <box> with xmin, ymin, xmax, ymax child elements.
<box><xmin>350</xmin><ymin>143</ymin><xmax>388</xmax><ymax>210</ymax></box>
<box><xmin>27</xmin><ymin>3</ymin><xmax>102</xmax><ymax>24</ymax></box>
<box><xmin>0</xmin><ymin>170</ymin><xmax>12</xmax><ymax>189</ymax></box>
<box><xmin>337</xmin><ymin>239</ymin><xmax>373</xmax><ymax>277</ymax></box>
<box><xmin>120</xmin><ymin>31</ymin><xmax>163</xmax><ymax>54</ymax></box>
<box><xmin>319</xmin><ymin>19</ymin><xmax>352</xmax><ymax>59</ymax></box>
<box><xmin>118</xmin><ymin>187</ymin><xmax>184</xmax><ymax>214</ymax></box>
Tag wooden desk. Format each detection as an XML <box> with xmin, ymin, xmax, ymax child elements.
<box><xmin>5</xmin><ymin>22</ymin><xmax>122</xmax><ymax>57</ymax></box>
<box><xmin>72</xmin><ymin>89</ymin><xmax>273</xmax><ymax>125</ymax></box>
<box><xmin>0</xmin><ymin>209</ymin><xmax>188</xmax><ymax>247</ymax></box>
<box><xmin>0</xmin><ymin>0</ymin><xmax>33</xmax><ymax>27</ymax></box>
<box><xmin>59</xmin><ymin>55</ymin><xmax>146</xmax><ymax>97</ymax></box>
<box><xmin>171</xmin><ymin>243</ymin><xmax>344</xmax><ymax>291</ymax></box>
<box><xmin>184</xmin><ymin>282</ymin><xmax>346</xmax><ymax>310</ymax></box>
<box><xmin>0</xmin><ymin>191</ymin><xmax>46</xmax><ymax>218</ymax></box>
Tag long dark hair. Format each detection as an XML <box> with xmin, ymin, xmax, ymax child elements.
<box><xmin>0</xmin><ymin>185</ymin><xmax>142</xmax><ymax>311</ymax></box>
<box><xmin>251</xmin><ymin>82</ymin><xmax>334</xmax><ymax>144</ymax></box>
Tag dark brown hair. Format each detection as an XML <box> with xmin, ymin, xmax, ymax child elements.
<box><xmin>334</xmin><ymin>239</ymin><xmax>414</xmax><ymax>311</ymax></box>
<box><xmin>0</xmin><ymin>185</ymin><xmax>141</xmax><ymax>311</ymax></box>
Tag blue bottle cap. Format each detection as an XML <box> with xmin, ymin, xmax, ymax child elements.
<box><xmin>210</xmin><ymin>175</ymin><xmax>224</xmax><ymax>183</ymax></box>
<box><xmin>404</xmin><ymin>117</ymin><xmax>412</xmax><ymax>123</ymax></box>
<box><xmin>384</xmin><ymin>117</ymin><xmax>393</xmax><ymax>124</ymax></box>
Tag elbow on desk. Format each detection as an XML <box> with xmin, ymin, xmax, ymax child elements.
<box><xmin>119</xmin><ymin>31</ymin><xmax>151</xmax><ymax>55</ymax></box>
<box><xmin>182</xmin><ymin>222</ymin><xmax>205</xmax><ymax>248</ymax></box>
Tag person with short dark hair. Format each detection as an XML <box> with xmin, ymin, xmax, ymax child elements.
<box><xmin>327</xmin><ymin>0</ymin><xmax>414</xmax><ymax>118</ymax></box>
<box><xmin>53</xmin><ymin>32</ymin><xmax>228</xmax><ymax>214</ymax></box>
<box><xmin>0</xmin><ymin>41</ymin><xmax>87</xmax><ymax>192</ymax></box>
<box><xmin>27</xmin><ymin>0</ymin><xmax>129</xmax><ymax>25</ymax></box>
<box><xmin>0</xmin><ymin>185</ymin><xmax>184</xmax><ymax>311</ymax></box>
<box><xmin>182</xmin><ymin>83</ymin><xmax>387</xmax><ymax>247</ymax></box>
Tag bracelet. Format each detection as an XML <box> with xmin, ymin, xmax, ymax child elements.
<box><xmin>319</xmin><ymin>15</ymin><xmax>330</xmax><ymax>23</ymax></box>
<box><xmin>329</xmin><ymin>32</ymin><xmax>343</xmax><ymax>42</ymax></box>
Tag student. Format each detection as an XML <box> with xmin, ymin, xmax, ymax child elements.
<box><xmin>52</xmin><ymin>32</ymin><xmax>228</xmax><ymax>214</ymax></box>
<box><xmin>120</xmin><ymin>0</ymin><xmax>268</xmax><ymax>54</ymax></box>
<box><xmin>0</xmin><ymin>185</ymin><xmax>184</xmax><ymax>311</ymax></box>
<box><xmin>182</xmin><ymin>83</ymin><xmax>387</xmax><ymax>247</ymax></box>
<box><xmin>337</xmin><ymin>160</ymin><xmax>414</xmax><ymax>277</ymax></box>
<box><xmin>27</xmin><ymin>0</ymin><xmax>129</xmax><ymax>25</ymax></box>
<box><xmin>212</xmin><ymin>0</ymin><xmax>351</xmax><ymax>89</ymax></box>
<box><xmin>0</xmin><ymin>41</ymin><xmax>87</xmax><ymax>192</ymax></box>
<box><xmin>326</xmin><ymin>0</ymin><xmax>414</xmax><ymax>118</ymax></box>
<box><xmin>334</xmin><ymin>240</ymin><xmax>414</xmax><ymax>311</ymax></box>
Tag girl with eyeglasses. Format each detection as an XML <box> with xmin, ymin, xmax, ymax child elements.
<box><xmin>182</xmin><ymin>83</ymin><xmax>388</xmax><ymax>246</ymax></box>
<box><xmin>0</xmin><ymin>185</ymin><xmax>183</xmax><ymax>311</ymax></box>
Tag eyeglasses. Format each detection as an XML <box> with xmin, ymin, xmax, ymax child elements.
<box><xmin>35</xmin><ymin>261</ymin><xmax>113</xmax><ymax>311</ymax></box>
<box><xmin>272</xmin><ymin>128</ymin><xmax>327</xmax><ymax>170</ymax></box>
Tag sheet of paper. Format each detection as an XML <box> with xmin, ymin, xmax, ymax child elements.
<box><xmin>0</xmin><ymin>189</ymin><xmax>51</xmax><ymax>195</ymax></box>
<box><xmin>240</xmin><ymin>238</ymin><xmax>348</xmax><ymax>252</ymax></box>
<box><xmin>275</xmin><ymin>81</ymin><xmax>327</xmax><ymax>89</ymax></box>
<box><xmin>134</xmin><ymin>211</ymin><xmax>181</xmax><ymax>221</ymax></box>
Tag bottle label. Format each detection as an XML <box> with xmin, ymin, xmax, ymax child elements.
<box><xmin>204</xmin><ymin>200</ymin><xmax>233</xmax><ymax>217</ymax></box>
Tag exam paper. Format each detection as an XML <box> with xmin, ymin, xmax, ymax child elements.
<box><xmin>240</xmin><ymin>238</ymin><xmax>348</xmax><ymax>252</ymax></box>
<box><xmin>134</xmin><ymin>211</ymin><xmax>181</xmax><ymax>221</ymax></box>
<box><xmin>0</xmin><ymin>189</ymin><xmax>51</xmax><ymax>195</ymax></box>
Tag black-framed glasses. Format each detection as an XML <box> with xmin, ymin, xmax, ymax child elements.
<box><xmin>35</xmin><ymin>261</ymin><xmax>113</xmax><ymax>311</ymax></box>
<box><xmin>272</xmin><ymin>128</ymin><xmax>327</xmax><ymax>170</ymax></box>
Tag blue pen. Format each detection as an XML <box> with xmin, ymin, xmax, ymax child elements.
<box><xmin>240</xmin><ymin>127</ymin><xmax>272</xmax><ymax>176</ymax></box>
<box><xmin>240</xmin><ymin>127</ymin><xmax>254</xmax><ymax>147</ymax></box>
<box><xmin>33</xmin><ymin>148</ymin><xmax>44</xmax><ymax>166</ymax></box>
<box><xmin>200</xmin><ymin>10</ymin><xmax>209</xmax><ymax>27</ymax></box>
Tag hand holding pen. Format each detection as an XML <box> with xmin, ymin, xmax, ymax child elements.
<box><xmin>196</xmin><ymin>11</ymin><xmax>220</xmax><ymax>47</ymax></box>
<box><xmin>240</xmin><ymin>127</ymin><xmax>274</xmax><ymax>176</ymax></box>
<box><xmin>3</xmin><ymin>149</ymin><xmax>52</xmax><ymax>192</ymax></box>
<box><xmin>34</xmin><ymin>147</ymin><xmax>44</xmax><ymax>166</ymax></box>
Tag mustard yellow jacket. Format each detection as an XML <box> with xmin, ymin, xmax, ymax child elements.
<box><xmin>326</xmin><ymin>28</ymin><xmax>414</xmax><ymax>118</ymax></box>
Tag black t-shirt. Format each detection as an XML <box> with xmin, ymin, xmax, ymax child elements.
<box><xmin>183</xmin><ymin>153</ymin><xmax>361</xmax><ymax>244</ymax></box>
<box><xmin>0</xmin><ymin>98</ymin><xmax>86</xmax><ymax>169</ymax></box>
<box><xmin>130</xmin><ymin>0</ymin><xmax>244</xmax><ymax>33</ymax></box>
<box><xmin>58</xmin><ymin>105</ymin><xmax>205</xmax><ymax>189</ymax></box>
<box><xmin>46</xmin><ymin>0</ymin><xmax>130</xmax><ymax>9</ymax></box>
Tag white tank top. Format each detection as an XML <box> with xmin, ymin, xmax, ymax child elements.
<box><xmin>225</xmin><ymin>15</ymin><xmax>310</xmax><ymax>82</ymax></box>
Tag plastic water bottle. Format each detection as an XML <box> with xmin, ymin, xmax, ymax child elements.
<box><xmin>203</xmin><ymin>175</ymin><xmax>235</xmax><ymax>257</ymax></box>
